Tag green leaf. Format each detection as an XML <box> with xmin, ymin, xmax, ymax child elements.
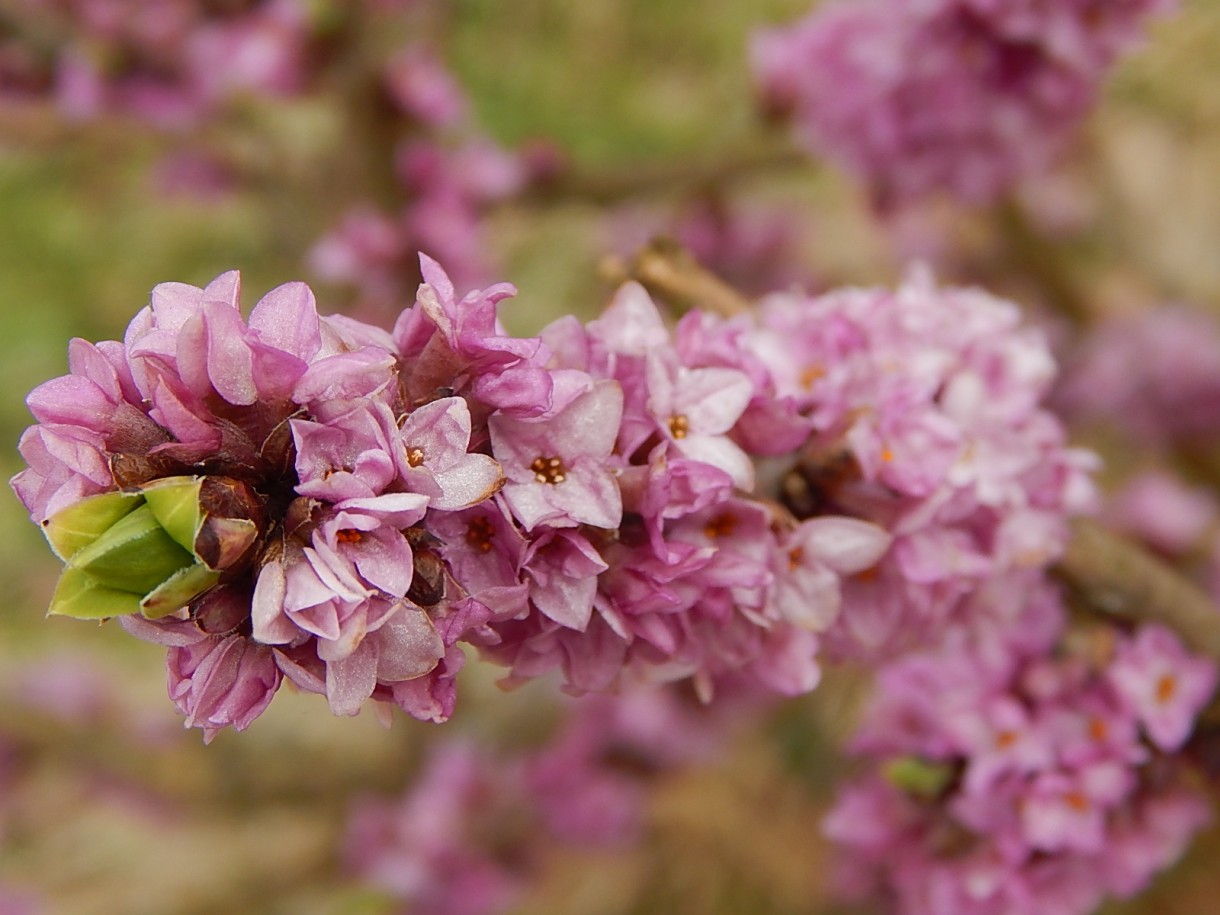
<box><xmin>141</xmin><ymin>476</ymin><xmax>205</xmax><ymax>554</ymax></box>
<box><xmin>69</xmin><ymin>504</ymin><xmax>196</xmax><ymax>594</ymax></box>
<box><xmin>883</xmin><ymin>756</ymin><xmax>955</xmax><ymax>799</ymax></box>
<box><xmin>48</xmin><ymin>566</ymin><xmax>143</xmax><ymax>620</ymax></box>
<box><xmin>42</xmin><ymin>489</ymin><xmax>144</xmax><ymax>561</ymax></box>
<box><xmin>140</xmin><ymin>562</ymin><xmax>222</xmax><ymax>620</ymax></box>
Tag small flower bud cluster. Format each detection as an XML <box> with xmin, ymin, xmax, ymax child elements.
<box><xmin>751</xmin><ymin>0</ymin><xmax>1177</xmax><ymax>205</ymax></box>
<box><xmin>824</xmin><ymin>576</ymin><xmax>1217</xmax><ymax>915</ymax></box>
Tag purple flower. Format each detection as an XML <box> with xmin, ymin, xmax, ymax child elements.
<box><xmin>488</xmin><ymin>379</ymin><xmax>624</xmax><ymax>531</ymax></box>
<box><xmin>166</xmin><ymin>634</ymin><xmax>281</xmax><ymax>742</ymax></box>
<box><xmin>1107</xmin><ymin>624</ymin><xmax>1218</xmax><ymax>752</ymax></box>
<box><xmin>393</xmin><ymin>396</ymin><xmax>504</xmax><ymax>510</ymax></box>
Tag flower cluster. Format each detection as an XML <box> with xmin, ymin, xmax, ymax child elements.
<box><xmin>469</xmin><ymin>280</ymin><xmax>891</xmax><ymax>699</ymax></box>
<box><xmin>747</xmin><ymin>269</ymin><xmax>1097</xmax><ymax>659</ymax></box>
<box><xmin>751</xmin><ymin>0</ymin><xmax>1176</xmax><ymax>205</ymax></box>
<box><xmin>13</xmin><ymin>266</ymin><xmax>503</xmax><ymax>738</ymax></box>
<box><xmin>824</xmin><ymin>577</ymin><xmax>1216</xmax><ymax>915</ymax></box>
<box><xmin>0</xmin><ymin>0</ymin><xmax>311</xmax><ymax>127</ymax></box>
<box><xmin>13</xmin><ymin>258</ymin><xmax>1099</xmax><ymax>737</ymax></box>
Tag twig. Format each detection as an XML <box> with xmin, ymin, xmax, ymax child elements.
<box><xmin>1054</xmin><ymin>517</ymin><xmax>1220</xmax><ymax>661</ymax></box>
<box><xmin>600</xmin><ymin>237</ymin><xmax>751</xmax><ymax>317</ymax></box>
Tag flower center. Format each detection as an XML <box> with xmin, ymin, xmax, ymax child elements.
<box><xmin>336</xmin><ymin>529</ymin><xmax>364</xmax><ymax>544</ymax></box>
<box><xmin>668</xmin><ymin>414</ymin><xmax>690</xmax><ymax>439</ymax></box>
<box><xmin>1156</xmin><ymin>673</ymin><xmax>1177</xmax><ymax>704</ymax></box>
<box><xmin>787</xmin><ymin>546</ymin><xmax>803</xmax><ymax>571</ymax></box>
<box><xmin>704</xmin><ymin>512</ymin><xmax>737</xmax><ymax>540</ymax></box>
<box><xmin>799</xmin><ymin>364</ymin><xmax>825</xmax><ymax>389</ymax></box>
<box><xmin>1064</xmin><ymin>791</ymin><xmax>1089</xmax><ymax>812</ymax></box>
<box><xmin>531</xmin><ymin>456</ymin><xmax>567</xmax><ymax>485</ymax></box>
<box><xmin>465</xmin><ymin>516</ymin><xmax>495</xmax><ymax>553</ymax></box>
<box><xmin>406</xmin><ymin>446</ymin><xmax>426</xmax><ymax>468</ymax></box>
<box><xmin>1088</xmin><ymin>717</ymin><xmax>1108</xmax><ymax>742</ymax></box>
<box><xmin>994</xmin><ymin>730</ymin><xmax>1018</xmax><ymax>750</ymax></box>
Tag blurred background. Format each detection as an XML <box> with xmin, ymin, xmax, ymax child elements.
<box><xmin>3</xmin><ymin>1</ymin><xmax>1220</xmax><ymax>912</ymax></box>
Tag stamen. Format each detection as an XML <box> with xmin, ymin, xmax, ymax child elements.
<box><xmin>465</xmin><ymin>516</ymin><xmax>495</xmax><ymax>553</ymax></box>
<box><xmin>336</xmin><ymin>529</ymin><xmax>363</xmax><ymax>544</ymax></box>
<box><xmin>1088</xmin><ymin>717</ymin><xmax>1108</xmax><ymax>742</ymax></box>
<box><xmin>1156</xmin><ymin>674</ymin><xmax>1177</xmax><ymax>704</ymax></box>
<box><xmin>787</xmin><ymin>546</ymin><xmax>804</xmax><ymax>571</ymax></box>
<box><xmin>668</xmin><ymin>414</ymin><xmax>690</xmax><ymax>439</ymax></box>
<box><xmin>704</xmin><ymin>512</ymin><xmax>737</xmax><ymax>540</ymax></box>
<box><xmin>530</xmin><ymin>456</ymin><xmax>567</xmax><ymax>485</ymax></box>
<box><xmin>406</xmin><ymin>446</ymin><xmax>425</xmax><ymax>467</ymax></box>
<box><xmin>1064</xmin><ymin>791</ymin><xmax>1089</xmax><ymax>812</ymax></box>
<box><xmin>799</xmin><ymin>364</ymin><xmax>825</xmax><ymax>389</ymax></box>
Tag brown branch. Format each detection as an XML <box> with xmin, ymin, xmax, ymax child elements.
<box><xmin>600</xmin><ymin>237</ymin><xmax>751</xmax><ymax>318</ymax></box>
<box><xmin>1054</xmin><ymin>517</ymin><xmax>1220</xmax><ymax>661</ymax></box>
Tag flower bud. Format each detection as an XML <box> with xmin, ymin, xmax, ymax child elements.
<box><xmin>882</xmin><ymin>756</ymin><xmax>954</xmax><ymax>799</ymax></box>
<box><xmin>43</xmin><ymin>476</ymin><xmax>264</xmax><ymax>621</ymax></box>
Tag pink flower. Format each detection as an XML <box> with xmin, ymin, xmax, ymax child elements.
<box><xmin>1107</xmin><ymin>624</ymin><xmax>1218</xmax><ymax>752</ymax></box>
<box><xmin>488</xmin><ymin>379</ymin><xmax>624</xmax><ymax>531</ymax></box>
<box><xmin>166</xmin><ymin>634</ymin><xmax>280</xmax><ymax>742</ymax></box>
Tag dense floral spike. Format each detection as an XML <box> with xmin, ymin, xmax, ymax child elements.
<box><xmin>824</xmin><ymin>578</ymin><xmax>1216</xmax><ymax>915</ymax></box>
<box><xmin>752</xmin><ymin>0</ymin><xmax>1177</xmax><ymax>205</ymax></box>
<box><xmin>13</xmin><ymin>257</ymin><xmax>1097</xmax><ymax>731</ymax></box>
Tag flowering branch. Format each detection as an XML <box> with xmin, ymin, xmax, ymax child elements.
<box><xmin>1055</xmin><ymin>518</ymin><xmax>1220</xmax><ymax>662</ymax></box>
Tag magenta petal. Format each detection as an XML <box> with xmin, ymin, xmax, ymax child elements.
<box><xmin>350</xmin><ymin>531</ymin><xmax>415</xmax><ymax>597</ymax></box>
<box><xmin>248</xmin><ymin>281</ymin><xmax>323</xmax><ymax>360</ymax></box>
<box><xmin>202</xmin><ymin>300</ymin><xmax>258</xmax><ymax>405</ymax></box>
<box><xmin>26</xmin><ymin>375</ymin><xmax>115</xmax><ymax>428</ymax></box>
<box><xmin>337</xmin><ymin>492</ymin><xmax>431</xmax><ymax>527</ymax></box>
<box><xmin>374</xmin><ymin>605</ymin><xmax>444</xmax><ymax>681</ymax></box>
<box><xmin>148</xmin><ymin>281</ymin><xmax>204</xmax><ymax>333</ymax></box>
<box><xmin>796</xmin><ymin>517</ymin><xmax>892</xmax><ymax>575</ymax></box>
<box><xmin>251</xmin><ymin>561</ymin><xmax>298</xmax><ymax>644</ymax></box>
<box><xmin>201</xmin><ymin>270</ymin><xmax>241</xmax><ymax>309</ymax></box>
<box><xmin>326</xmin><ymin>645</ymin><xmax>379</xmax><ymax>716</ymax></box>
<box><xmin>293</xmin><ymin>348</ymin><xmax>396</xmax><ymax>404</ymax></box>
<box><xmin>148</xmin><ymin>376</ymin><xmax>219</xmax><ymax>449</ymax></box>
<box><xmin>419</xmin><ymin>252</ymin><xmax>456</xmax><ymax>304</ymax></box>
<box><xmin>430</xmin><ymin>454</ymin><xmax>504</xmax><ymax>510</ymax></box>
